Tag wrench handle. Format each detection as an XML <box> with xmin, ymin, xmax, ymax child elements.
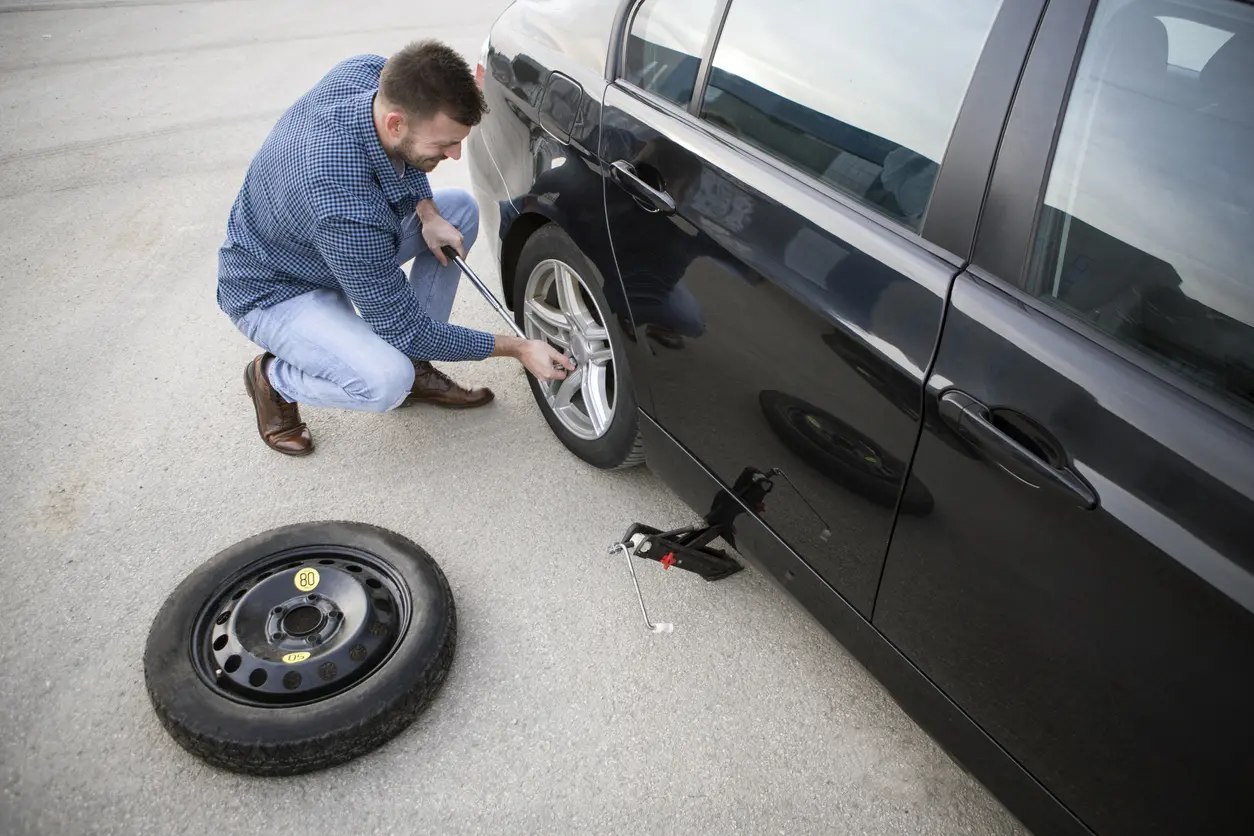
<box><xmin>441</xmin><ymin>245</ymin><xmax>526</xmax><ymax>339</ymax></box>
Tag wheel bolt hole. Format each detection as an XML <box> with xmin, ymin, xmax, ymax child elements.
<box><xmin>212</xmin><ymin>634</ymin><xmax>228</xmax><ymax>652</ymax></box>
<box><xmin>272</xmin><ymin>607</ymin><xmax>284</xmax><ymax>615</ymax></box>
<box><xmin>249</xmin><ymin>669</ymin><xmax>268</xmax><ymax>687</ymax></box>
<box><xmin>272</xmin><ymin>632</ymin><xmax>285</xmax><ymax>641</ymax></box>
<box><xmin>307</xmin><ymin>594</ymin><xmax>318</xmax><ymax>602</ymax></box>
<box><xmin>331</xmin><ymin>611</ymin><xmax>342</xmax><ymax>619</ymax></box>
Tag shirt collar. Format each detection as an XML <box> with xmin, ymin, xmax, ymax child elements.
<box><xmin>353</xmin><ymin>91</ymin><xmax>426</xmax><ymax>204</ymax></box>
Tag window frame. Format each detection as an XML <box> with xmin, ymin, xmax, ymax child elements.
<box><xmin>606</xmin><ymin>0</ymin><xmax>1044</xmax><ymax>263</ymax></box>
<box><xmin>971</xmin><ymin>0</ymin><xmax>1254</xmax><ymax>431</ymax></box>
<box><xmin>611</xmin><ymin>0</ymin><xmax>729</xmax><ymax>113</ymax></box>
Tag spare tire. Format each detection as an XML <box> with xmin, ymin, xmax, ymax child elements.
<box><xmin>143</xmin><ymin>521</ymin><xmax>455</xmax><ymax>776</ymax></box>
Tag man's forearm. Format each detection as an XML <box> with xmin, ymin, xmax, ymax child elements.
<box><xmin>490</xmin><ymin>334</ymin><xmax>523</xmax><ymax>358</ymax></box>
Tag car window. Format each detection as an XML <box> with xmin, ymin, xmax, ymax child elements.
<box><xmin>1025</xmin><ymin>0</ymin><xmax>1254</xmax><ymax>416</ymax></box>
<box><xmin>696</xmin><ymin>0</ymin><xmax>1004</xmax><ymax>232</ymax></box>
<box><xmin>621</xmin><ymin>0</ymin><xmax>719</xmax><ymax>109</ymax></box>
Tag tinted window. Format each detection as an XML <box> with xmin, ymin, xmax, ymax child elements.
<box><xmin>621</xmin><ymin>0</ymin><xmax>718</xmax><ymax>109</ymax></box>
<box><xmin>697</xmin><ymin>0</ymin><xmax>1004</xmax><ymax>231</ymax></box>
<box><xmin>1026</xmin><ymin>0</ymin><xmax>1254</xmax><ymax>415</ymax></box>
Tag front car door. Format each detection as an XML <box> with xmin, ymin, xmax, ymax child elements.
<box><xmin>598</xmin><ymin>0</ymin><xmax>1036</xmax><ymax>616</ymax></box>
<box><xmin>873</xmin><ymin>0</ymin><xmax>1254</xmax><ymax>833</ymax></box>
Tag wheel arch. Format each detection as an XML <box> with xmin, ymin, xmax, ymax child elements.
<box><xmin>500</xmin><ymin>208</ymin><xmax>554</xmax><ymax>313</ymax></box>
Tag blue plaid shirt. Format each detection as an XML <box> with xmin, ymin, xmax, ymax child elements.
<box><xmin>216</xmin><ymin>54</ymin><xmax>496</xmax><ymax>362</ymax></box>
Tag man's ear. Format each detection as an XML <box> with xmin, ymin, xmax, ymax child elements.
<box><xmin>384</xmin><ymin>110</ymin><xmax>406</xmax><ymax>138</ymax></box>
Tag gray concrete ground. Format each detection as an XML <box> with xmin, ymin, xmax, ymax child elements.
<box><xmin>0</xmin><ymin>2</ymin><xmax>1030</xmax><ymax>834</ymax></box>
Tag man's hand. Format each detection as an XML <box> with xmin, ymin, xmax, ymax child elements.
<box><xmin>492</xmin><ymin>335</ymin><xmax>575</xmax><ymax>381</ymax></box>
<box><xmin>418</xmin><ymin>200</ymin><xmax>462</xmax><ymax>266</ymax></box>
<box><xmin>518</xmin><ymin>340</ymin><xmax>576</xmax><ymax>381</ymax></box>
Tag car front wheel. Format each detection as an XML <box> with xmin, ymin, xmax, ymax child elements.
<box><xmin>513</xmin><ymin>223</ymin><xmax>644</xmax><ymax>470</ymax></box>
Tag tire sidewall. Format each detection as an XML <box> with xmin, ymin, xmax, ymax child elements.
<box><xmin>144</xmin><ymin>521</ymin><xmax>454</xmax><ymax>752</ymax></box>
<box><xmin>513</xmin><ymin>224</ymin><xmax>641</xmax><ymax>469</ymax></box>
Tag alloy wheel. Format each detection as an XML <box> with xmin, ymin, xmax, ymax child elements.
<box><xmin>521</xmin><ymin>258</ymin><xmax>616</xmax><ymax>440</ymax></box>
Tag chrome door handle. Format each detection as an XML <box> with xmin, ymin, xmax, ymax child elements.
<box><xmin>609</xmin><ymin>160</ymin><xmax>676</xmax><ymax>214</ymax></box>
<box><xmin>939</xmin><ymin>390</ymin><xmax>1098</xmax><ymax>510</ymax></box>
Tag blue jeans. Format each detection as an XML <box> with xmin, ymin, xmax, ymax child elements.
<box><xmin>233</xmin><ymin>188</ymin><xmax>479</xmax><ymax>412</ymax></box>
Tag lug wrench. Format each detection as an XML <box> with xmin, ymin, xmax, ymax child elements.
<box><xmin>608</xmin><ymin>540</ymin><xmax>674</xmax><ymax>634</ymax></box>
<box><xmin>441</xmin><ymin>246</ymin><xmax>576</xmax><ymax>372</ymax></box>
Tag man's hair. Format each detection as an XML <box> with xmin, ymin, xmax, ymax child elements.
<box><xmin>380</xmin><ymin>40</ymin><xmax>488</xmax><ymax>127</ymax></box>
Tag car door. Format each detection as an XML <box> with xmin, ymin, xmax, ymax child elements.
<box><xmin>872</xmin><ymin>0</ymin><xmax>1254</xmax><ymax>834</ymax></box>
<box><xmin>599</xmin><ymin>0</ymin><xmax>1033</xmax><ymax>615</ymax></box>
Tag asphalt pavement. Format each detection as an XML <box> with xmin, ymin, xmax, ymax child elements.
<box><xmin>0</xmin><ymin>2</ymin><xmax>1030</xmax><ymax>834</ymax></box>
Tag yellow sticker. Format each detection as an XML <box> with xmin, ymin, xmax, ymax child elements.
<box><xmin>282</xmin><ymin>651</ymin><xmax>311</xmax><ymax>664</ymax></box>
<box><xmin>294</xmin><ymin>568</ymin><xmax>320</xmax><ymax>592</ymax></box>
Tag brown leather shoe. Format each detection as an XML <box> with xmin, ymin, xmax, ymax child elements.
<box><xmin>403</xmin><ymin>360</ymin><xmax>494</xmax><ymax>409</ymax></box>
<box><xmin>243</xmin><ymin>353</ymin><xmax>313</xmax><ymax>456</ymax></box>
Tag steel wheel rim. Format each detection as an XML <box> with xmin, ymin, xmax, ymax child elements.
<box><xmin>190</xmin><ymin>546</ymin><xmax>414</xmax><ymax>708</ymax></box>
<box><xmin>522</xmin><ymin>258</ymin><xmax>616</xmax><ymax>440</ymax></box>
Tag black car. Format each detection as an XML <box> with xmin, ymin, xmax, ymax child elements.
<box><xmin>466</xmin><ymin>0</ymin><xmax>1254</xmax><ymax>833</ymax></box>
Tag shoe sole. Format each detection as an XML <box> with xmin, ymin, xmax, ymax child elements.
<box><xmin>244</xmin><ymin>361</ymin><xmax>314</xmax><ymax>457</ymax></box>
<box><xmin>400</xmin><ymin>392</ymin><xmax>496</xmax><ymax>410</ymax></box>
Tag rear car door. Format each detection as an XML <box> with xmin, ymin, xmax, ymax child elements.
<box><xmin>872</xmin><ymin>0</ymin><xmax>1254</xmax><ymax>833</ymax></box>
<box><xmin>598</xmin><ymin>0</ymin><xmax>1035</xmax><ymax>615</ymax></box>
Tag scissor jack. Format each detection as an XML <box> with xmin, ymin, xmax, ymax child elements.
<box><xmin>608</xmin><ymin>467</ymin><xmax>781</xmax><ymax>633</ymax></box>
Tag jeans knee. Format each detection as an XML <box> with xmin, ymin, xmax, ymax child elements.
<box><xmin>435</xmin><ymin>189</ymin><xmax>479</xmax><ymax>249</ymax></box>
<box><xmin>351</xmin><ymin>354</ymin><xmax>414</xmax><ymax>412</ymax></box>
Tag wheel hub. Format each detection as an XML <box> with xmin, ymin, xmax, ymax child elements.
<box><xmin>195</xmin><ymin>552</ymin><xmax>410</xmax><ymax>707</ymax></box>
<box><xmin>281</xmin><ymin>604</ymin><xmax>324</xmax><ymax>636</ymax></box>
<box><xmin>570</xmin><ymin>331</ymin><xmax>591</xmax><ymax>367</ymax></box>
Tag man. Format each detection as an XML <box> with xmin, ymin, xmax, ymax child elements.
<box><xmin>217</xmin><ymin>40</ymin><xmax>571</xmax><ymax>456</ymax></box>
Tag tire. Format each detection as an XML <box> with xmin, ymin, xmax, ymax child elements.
<box><xmin>143</xmin><ymin>521</ymin><xmax>456</xmax><ymax>776</ymax></box>
<box><xmin>759</xmin><ymin>390</ymin><xmax>934</xmax><ymax>515</ymax></box>
<box><xmin>513</xmin><ymin>223</ymin><xmax>644</xmax><ymax>470</ymax></box>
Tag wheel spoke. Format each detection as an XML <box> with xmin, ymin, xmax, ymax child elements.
<box><xmin>584</xmin><ymin>322</ymin><xmax>609</xmax><ymax>342</ymax></box>
<box><xmin>554</xmin><ymin>265</ymin><xmax>588</xmax><ymax>335</ymax></box>
<box><xmin>524</xmin><ymin>299</ymin><xmax>571</xmax><ymax>347</ymax></box>
<box><xmin>583</xmin><ymin>363</ymin><xmax>612</xmax><ymax>435</ymax></box>
<box><xmin>552</xmin><ymin>366</ymin><xmax>584</xmax><ymax>410</ymax></box>
<box><xmin>587</xmin><ymin>344</ymin><xmax>613</xmax><ymax>367</ymax></box>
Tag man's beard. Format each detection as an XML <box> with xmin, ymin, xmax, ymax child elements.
<box><xmin>398</xmin><ymin>140</ymin><xmax>446</xmax><ymax>172</ymax></box>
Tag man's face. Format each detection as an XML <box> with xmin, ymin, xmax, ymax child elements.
<box><xmin>395</xmin><ymin>111</ymin><xmax>471</xmax><ymax>172</ymax></box>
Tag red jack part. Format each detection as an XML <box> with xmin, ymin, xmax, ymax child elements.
<box><xmin>660</xmin><ymin>552</ymin><xmax>677</xmax><ymax>570</ymax></box>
